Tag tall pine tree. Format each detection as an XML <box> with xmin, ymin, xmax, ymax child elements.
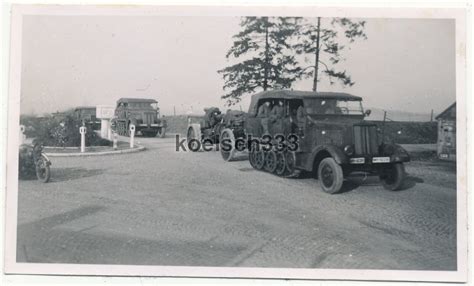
<box><xmin>294</xmin><ymin>17</ymin><xmax>367</xmax><ymax>92</ymax></box>
<box><xmin>219</xmin><ymin>17</ymin><xmax>301</xmax><ymax>105</ymax></box>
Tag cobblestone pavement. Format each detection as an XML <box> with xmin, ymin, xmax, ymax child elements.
<box><xmin>17</xmin><ymin>136</ymin><xmax>457</xmax><ymax>270</ymax></box>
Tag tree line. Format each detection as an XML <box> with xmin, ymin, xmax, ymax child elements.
<box><xmin>218</xmin><ymin>17</ymin><xmax>367</xmax><ymax>105</ymax></box>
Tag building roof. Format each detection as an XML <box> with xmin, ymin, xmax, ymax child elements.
<box><xmin>74</xmin><ymin>106</ymin><xmax>96</xmax><ymax>110</ymax></box>
<box><xmin>117</xmin><ymin>98</ymin><xmax>157</xmax><ymax>104</ymax></box>
<box><xmin>252</xmin><ymin>90</ymin><xmax>362</xmax><ymax>101</ymax></box>
<box><xmin>435</xmin><ymin>102</ymin><xmax>456</xmax><ymax>120</ymax></box>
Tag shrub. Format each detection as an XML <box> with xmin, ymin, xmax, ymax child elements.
<box><xmin>21</xmin><ymin>114</ymin><xmax>111</xmax><ymax>147</ymax></box>
<box><xmin>368</xmin><ymin>121</ymin><xmax>437</xmax><ymax>144</ymax></box>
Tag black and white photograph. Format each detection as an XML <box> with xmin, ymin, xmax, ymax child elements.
<box><xmin>2</xmin><ymin>3</ymin><xmax>469</xmax><ymax>283</ymax></box>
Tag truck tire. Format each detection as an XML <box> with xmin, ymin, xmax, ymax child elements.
<box><xmin>220</xmin><ymin>128</ymin><xmax>236</xmax><ymax>161</ymax></box>
<box><xmin>379</xmin><ymin>163</ymin><xmax>406</xmax><ymax>191</ymax></box>
<box><xmin>317</xmin><ymin>157</ymin><xmax>344</xmax><ymax>194</ymax></box>
<box><xmin>187</xmin><ymin>124</ymin><xmax>201</xmax><ymax>152</ymax></box>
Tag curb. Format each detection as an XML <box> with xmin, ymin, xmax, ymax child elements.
<box><xmin>45</xmin><ymin>145</ymin><xmax>146</xmax><ymax>157</ymax></box>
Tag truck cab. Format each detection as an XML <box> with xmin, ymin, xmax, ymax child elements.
<box><xmin>113</xmin><ymin>98</ymin><xmax>167</xmax><ymax>137</ymax></box>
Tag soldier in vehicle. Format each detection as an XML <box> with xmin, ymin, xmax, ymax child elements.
<box><xmin>270</xmin><ymin>100</ymin><xmax>285</xmax><ymax>134</ymax></box>
<box><xmin>257</xmin><ymin>100</ymin><xmax>271</xmax><ymax>134</ymax></box>
<box><xmin>204</xmin><ymin>107</ymin><xmax>222</xmax><ymax>128</ymax></box>
<box><xmin>257</xmin><ymin>100</ymin><xmax>271</xmax><ymax>117</ymax></box>
<box><xmin>320</xmin><ymin>99</ymin><xmax>341</xmax><ymax>114</ymax></box>
<box><xmin>294</xmin><ymin>103</ymin><xmax>318</xmax><ymax>133</ymax></box>
<box><xmin>271</xmin><ymin>100</ymin><xmax>285</xmax><ymax>120</ymax></box>
<box><xmin>209</xmin><ymin>109</ymin><xmax>223</xmax><ymax>127</ymax></box>
<box><xmin>296</xmin><ymin>104</ymin><xmax>305</xmax><ymax>128</ymax></box>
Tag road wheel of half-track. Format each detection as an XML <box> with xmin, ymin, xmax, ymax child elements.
<box><xmin>275</xmin><ymin>151</ymin><xmax>287</xmax><ymax>176</ymax></box>
<box><xmin>253</xmin><ymin>149</ymin><xmax>265</xmax><ymax>170</ymax></box>
<box><xmin>264</xmin><ymin>150</ymin><xmax>277</xmax><ymax>173</ymax></box>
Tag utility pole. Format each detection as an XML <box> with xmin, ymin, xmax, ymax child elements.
<box><xmin>381</xmin><ymin>110</ymin><xmax>387</xmax><ymax>143</ymax></box>
<box><xmin>174</xmin><ymin>106</ymin><xmax>176</xmax><ymax>116</ymax></box>
<box><xmin>430</xmin><ymin>109</ymin><xmax>434</xmax><ymax>122</ymax></box>
<box><xmin>313</xmin><ymin>17</ymin><xmax>321</xmax><ymax>92</ymax></box>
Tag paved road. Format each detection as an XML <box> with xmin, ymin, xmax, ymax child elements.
<box><xmin>17</xmin><ymin>136</ymin><xmax>457</xmax><ymax>270</ymax></box>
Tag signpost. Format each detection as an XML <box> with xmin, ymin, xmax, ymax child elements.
<box><xmin>96</xmin><ymin>105</ymin><xmax>115</xmax><ymax>140</ymax></box>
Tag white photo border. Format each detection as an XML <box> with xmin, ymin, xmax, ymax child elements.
<box><xmin>3</xmin><ymin>4</ymin><xmax>469</xmax><ymax>283</ymax></box>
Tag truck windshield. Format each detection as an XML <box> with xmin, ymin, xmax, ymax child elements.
<box><xmin>305</xmin><ymin>99</ymin><xmax>364</xmax><ymax>115</ymax></box>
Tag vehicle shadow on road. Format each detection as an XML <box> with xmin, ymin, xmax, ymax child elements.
<box><xmin>229</xmin><ymin>152</ymin><xmax>249</xmax><ymax>162</ymax></box>
<box><xmin>50</xmin><ymin>167</ymin><xmax>104</xmax><ymax>183</ymax></box>
<box><xmin>338</xmin><ymin>180</ymin><xmax>363</xmax><ymax>194</ymax></box>
<box><xmin>398</xmin><ymin>175</ymin><xmax>424</xmax><ymax>191</ymax></box>
<box><xmin>337</xmin><ymin>174</ymin><xmax>423</xmax><ymax>193</ymax></box>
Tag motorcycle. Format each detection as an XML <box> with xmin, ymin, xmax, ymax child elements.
<box><xmin>19</xmin><ymin>141</ymin><xmax>52</xmax><ymax>183</ymax></box>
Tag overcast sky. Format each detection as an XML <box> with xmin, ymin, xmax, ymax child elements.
<box><xmin>20</xmin><ymin>15</ymin><xmax>455</xmax><ymax>116</ymax></box>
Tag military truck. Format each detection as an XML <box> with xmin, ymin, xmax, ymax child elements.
<box><xmin>186</xmin><ymin>107</ymin><xmax>245</xmax><ymax>153</ymax></box>
<box><xmin>112</xmin><ymin>98</ymin><xmax>166</xmax><ymax>137</ymax></box>
<box><xmin>74</xmin><ymin>106</ymin><xmax>101</xmax><ymax>130</ymax></box>
<box><xmin>219</xmin><ymin>90</ymin><xmax>410</xmax><ymax>194</ymax></box>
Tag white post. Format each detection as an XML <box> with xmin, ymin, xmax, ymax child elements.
<box><xmin>113</xmin><ymin>132</ymin><xmax>118</xmax><ymax>150</ymax></box>
<box><xmin>107</xmin><ymin>120</ymin><xmax>112</xmax><ymax>140</ymax></box>
<box><xmin>19</xmin><ymin>125</ymin><xmax>26</xmax><ymax>144</ymax></box>
<box><xmin>100</xmin><ymin>119</ymin><xmax>110</xmax><ymax>138</ymax></box>
<box><xmin>79</xmin><ymin>126</ymin><xmax>87</xmax><ymax>153</ymax></box>
<box><xmin>129</xmin><ymin>124</ymin><xmax>136</xmax><ymax>148</ymax></box>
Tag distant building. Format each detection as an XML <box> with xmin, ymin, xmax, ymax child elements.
<box><xmin>51</xmin><ymin>111</ymin><xmax>67</xmax><ymax>120</ymax></box>
<box><xmin>435</xmin><ymin>103</ymin><xmax>456</xmax><ymax>161</ymax></box>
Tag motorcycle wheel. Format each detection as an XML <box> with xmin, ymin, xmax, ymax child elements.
<box><xmin>35</xmin><ymin>158</ymin><xmax>51</xmax><ymax>183</ymax></box>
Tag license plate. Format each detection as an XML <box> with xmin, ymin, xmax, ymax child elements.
<box><xmin>372</xmin><ymin>157</ymin><xmax>390</xmax><ymax>163</ymax></box>
<box><xmin>350</xmin><ymin>157</ymin><xmax>365</xmax><ymax>164</ymax></box>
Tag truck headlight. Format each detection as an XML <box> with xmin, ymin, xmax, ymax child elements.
<box><xmin>344</xmin><ymin>145</ymin><xmax>354</xmax><ymax>156</ymax></box>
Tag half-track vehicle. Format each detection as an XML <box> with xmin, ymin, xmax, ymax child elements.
<box><xmin>74</xmin><ymin>106</ymin><xmax>101</xmax><ymax>130</ymax></box>
<box><xmin>112</xmin><ymin>98</ymin><xmax>167</xmax><ymax>137</ymax></box>
<box><xmin>220</xmin><ymin>90</ymin><xmax>410</xmax><ymax>194</ymax></box>
<box><xmin>186</xmin><ymin>107</ymin><xmax>245</xmax><ymax>154</ymax></box>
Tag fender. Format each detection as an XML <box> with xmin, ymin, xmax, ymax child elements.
<box><xmin>41</xmin><ymin>153</ymin><xmax>52</xmax><ymax>166</ymax></box>
<box><xmin>304</xmin><ymin>145</ymin><xmax>349</xmax><ymax>171</ymax></box>
<box><xmin>380</xmin><ymin>143</ymin><xmax>411</xmax><ymax>162</ymax></box>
